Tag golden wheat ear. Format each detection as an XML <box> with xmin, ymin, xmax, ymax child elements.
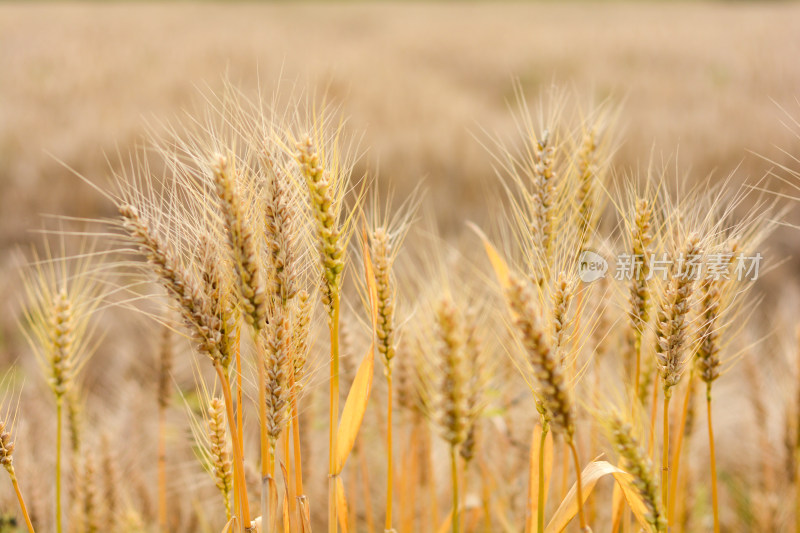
<box><xmin>602</xmin><ymin>410</ymin><xmax>667</xmax><ymax>533</ymax></box>
<box><xmin>0</xmin><ymin>381</ymin><xmax>35</xmax><ymax>533</ymax></box>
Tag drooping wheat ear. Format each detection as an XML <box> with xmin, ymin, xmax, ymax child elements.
<box><xmin>506</xmin><ymin>273</ymin><xmax>574</xmax><ymax>439</ymax></box>
<box><xmin>264</xmin><ymin>313</ymin><xmax>290</xmax><ymax>442</ymax></box>
<box><xmin>296</xmin><ymin>137</ymin><xmax>344</xmax><ymax>314</ymax></box>
<box><xmin>530</xmin><ymin>130</ymin><xmax>556</xmax><ymax>269</ymax></box>
<box><xmin>119</xmin><ymin>205</ymin><xmax>223</xmax><ymax>364</ymax></box>
<box><xmin>80</xmin><ymin>455</ymin><xmax>99</xmax><ymax>533</ymax></box>
<box><xmin>655</xmin><ymin>234</ymin><xmax>702</xmax><ymax>393</ymax></box>
<box><xmin>211</xmin><ymin>154</ymin><xmax>268</xmax><ymax>333</ymax></box>
<box><xmin>459</xmin><ymin>310</ymin><xmax>484</xmax><ymax>464</ymax></box>
<box><xmin>264</xmin><ymin>156</ymin><xmax>299</xmax><ymax>308</ymax></box>
<box><xmin>507</xmin><ymin>269</ymin><xmax>588</xmax><ymax>530</ymax></box>
<box><xmin>575</xmin><ymin>128</ymin><xmax>598</xmax><ymax>246</ymax></box>
<box><xmin>552</xmin><ymin>271</ymin><xmax>573</xmax><ymax>356</ymax></box>
<box><xmin>371</xmin><ymin>227</ymin><xmax>396</xmax><ymax>370</ymax></box>
<box><xmin>198</xmin><ymin>236</ymin><xmax>238</xmax><ymax>372</ymax></box>
<box><xmin>607</xmin><ymin>413</ymin><xmax>666</xmax><ymax>532</ymax></box>
<box><xmin>292</xmin><ymin>290</ymin><xmax>312</xmax><ymax>389</ymax></box>
<box><xmin>207</xmin><ymin>397</ymin><xmax>233</xmax><ymax>520</ymax></box>
<box><xmin>435</xmin><ymin>297</ymin><xmax>469</xmax><ymax>448</ymax></box>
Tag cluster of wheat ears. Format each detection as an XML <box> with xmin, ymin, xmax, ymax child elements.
<box><xmin>2</xmin><ymin>87</ymin><xmax>798</xmax><ymax>533</ymax></box>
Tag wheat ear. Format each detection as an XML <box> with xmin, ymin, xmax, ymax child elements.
<box><xmin>654</xmin><ymin>233</ymin><xmax>701</xmax><ymax>522</ymax></box>
<box><xmin>296</xmin><ymin>136</ymin><xmax>345</xmax><ymax>533</ymax></box>
<box><xmin>1</xmin><ymin>418</ymin><xmax>35</xmax><ymax>533</ymax></box>
<box><xmin>506</xmin><ymin>273</ymin><xmax>587</xmax><ymax>530</ymax></box>
<box><xmin>434</xmin><ymin>297</ymin><xmax>469</xmax><ymax>533</ymax></box>
<box><xmin>607</xmin><ymin>413</ymin><xmax>666</xmax><ymax>533</ymax></box>
<box><xmin>628</xmin><ymin>198</ymin><xmax>654</xmax><ymax>400</ymax></box>
<box><xmin>208</xmin><ymin>397</ymin><xmax>234</xmax><ymax>521</ymax></box>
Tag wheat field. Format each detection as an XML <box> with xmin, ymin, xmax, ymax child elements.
<box><xmin>2</xmin><ymin>3</ymin><xmax>800</xmax><ymax>533</ymax></box>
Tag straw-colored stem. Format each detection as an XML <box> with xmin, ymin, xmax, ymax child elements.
<box><xmin>289</xmin><ymin>365</ymin><xmax>305</xmax><ymax>523</ymax></box>
<box><xmin>157</xmin><ymin>408</ymin><xmax>167</xmax><ymax>532</ymax></box>
<box><xmin>538</xmin><ymin>422</ymin><xmax>550</xmax><ymax>533</ymax></box>
<box><xmin>648</xmin><ymin>375</ymin><xmax>659</xmax><ymax>459</ymax></box>
<box><xmin>235</xmin><ymin>338</ymin><xmax>244</xmax><ymax>527</ymax></box>
<box><xmin>255</xmin><ymin>334</ymin><xmax>269</xmax><ymax>524</ymax></box>
<box><xmin>459</xmin><ymin>454</ymin><xmax>468</xmax><ymax>528</ymax></box>
<box><xmin>386</xmin><ymin>371</ymin><xmax>394</xmax><ymax>532</ymax></box>
<box><xmin>567</xmin><ymin>440</ymin><xmax>587</xmax><ymax>531</ymax></box>
<box><xmin>214</xmin><ymin>362</ymin><xmax>250</xmax><ymax>531</ymax></box>
<box><xmin>707</xmin><ymin>388</ymin><xmax>720</xmax><ymax>533</ymax></box>
<box><xmin>633</xmin><ymin>337</ymin><xmax>642</xmax><ymax>416</ymax></box>
<box><xmin>427</xmin><ymin>423</ymin><xmax>439</xmax><ymax>527</ymax></box>
<box><xmin>481</xmin><ymin>461</ymin><xmax>491</xmax><ymax>533</ymax></box>
<box><xmin>329</xmin><ymin>294</ymin><xmax>341</xmax><ymax>533</ymax></box>
<box><xmin>347</xmin><ymin>442</ymin><xmax>358</xmax><ymax>530</ymax></box>
<box><xmin>661</xmin><ymin>390</ymin><xmax>671</xmax><ymax>519</ymax></box>
<box><xmin>560</xmin><ymin>443</ymin><xmax>569</xmax><ymax>499</ymax></box>
<box><xmin>402</xmin><ymin>414</ymin><xmax>420</xmax><ymax>533</ymax></box>
<box><xmin>267</xmin><ymin>442</ymin><xmax>278</xmax><ymax>533</ymax></box>
<box><xmin>669</xmin><ymin>375</ymin><xmax>694</xmax><ymax>524</ymax></box>
<box><xmin>450</xmin><ymin>445</ymin><xmax>460</xmax><ymax>533</ymax></box>
<box><xmin>9</xmin><ymin>472</ymin><xmax>36</xmax><ymax>533</ymax></box>
<box><xmin>284</xmin><ymin>428</ymin><xmax>295</xmax><ymax>530</ymax></box>
<box><xmin>55</xmin><ymin>398</ymin><xmax>63</xmax><ymax>533</ymax></box>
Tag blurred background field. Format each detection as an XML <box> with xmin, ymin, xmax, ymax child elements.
<box><xmin>4</xmin><ymin>1</ymin><xmax>800</xmax><ymax>347</ymax></box>
<box><xmin>2</xmin><ymin>2</ymin><xmax>800</xmax><ymax>531</ymax></box>
<box><xmin>2</xmin><ymin>2</ymin><xmax>800</xmax><ymax>243</ymax></box>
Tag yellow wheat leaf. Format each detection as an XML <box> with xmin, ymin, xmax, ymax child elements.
<box><xmin>333</xmin><ymin>223</ymin><xmax>379</xmax><ymax>474</ymax></box>
<box><xmin>435</xmin><ymin>509</ymin><xmax>454</xmax><ymax>533</ymax></box>
<box><xmin>336</xmin><ymin>476</ymin><xmax>350</xmax><ymax>533</ymax></box>
<box><xmin>610</xmin><ymin>480</ymin><xmax>626</xmax><ymax>532</ymax></box>
<box><xmin>220</xmin><ymin>516</ymin><xmax>237</xmax><ymax>533</ymax></box>
<box><xmin>299</xmin><ymin>498</ymin><xmax>312</xmax><ymax>533</ymax></box>
<box><xmin>468</xmin><ymin>222</ymin><xmax>511</xmax><ymax>291</ymax></box>
<box><xmin>545</xmin><ymin>460</ymin><xmax>654</xmax><ymax>533</ymax></box>
<box><xmin>335</xmin><ymin>346</ymin><xmax>375</xmax><ymax>474</ymax></box>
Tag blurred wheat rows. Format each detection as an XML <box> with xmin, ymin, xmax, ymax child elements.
<box><xmin>3</xmin><ymin>3</ymin><xmax>800</xmax><ymax>251</ymax></box>
<box><xmin>0</xmin><ymin>79</ymin><xmax>799</xmax><ymax>533</ymax></box>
